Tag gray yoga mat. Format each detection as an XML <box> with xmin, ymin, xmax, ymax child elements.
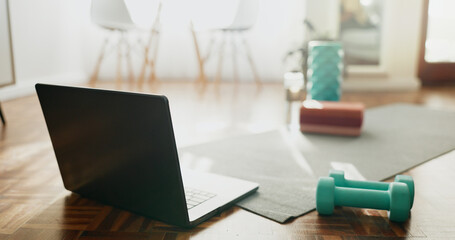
<box><xmin>180</xmin><ymin>104</ymin><xmax>455</xmax><ymax>223</ymax></box>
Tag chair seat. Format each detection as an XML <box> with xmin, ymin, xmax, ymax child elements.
<box><xmin>221</xmin><ymin>27</ymin><xmax>250</xmax><ymax>32</ymax></box>
<box><xmin>96</xmin><ymin>21</ymin><xmax>137</xmax><ymax>31</ymax></box>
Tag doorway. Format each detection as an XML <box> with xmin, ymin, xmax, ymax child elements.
<box><xmin>418</xmin><ymin>0</ymin><xmax>455</xmax><ymax>84</ymax></box>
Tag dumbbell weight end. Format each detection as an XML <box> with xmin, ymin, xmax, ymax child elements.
<box><xmin>388</xmin><ymin>182</ymin><xmax>411</xmax><ymax>222</ymax></box>
<box><xmin>316</xmin><ymin>177</ymin><xmax>335</xmax><ymax>215</ymax></box>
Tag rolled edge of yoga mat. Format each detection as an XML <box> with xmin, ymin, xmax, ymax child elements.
<box><xmin>300</xmin><ymin>100</ymin><xmax>364</xmax><ymax>136</ymax></box>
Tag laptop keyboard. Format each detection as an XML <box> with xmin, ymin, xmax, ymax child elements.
<box><xmin>185</xmin><ymin>187</ymin><xmax>217</xmax><ymax>210</ymax></box>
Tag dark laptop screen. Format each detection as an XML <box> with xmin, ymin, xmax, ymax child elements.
<box><xmin>36</xmin><ymin>84</ymin><xmax>188</xmax><ymax>225</ymax></box>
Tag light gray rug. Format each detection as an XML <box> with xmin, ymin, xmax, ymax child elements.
<box><xmin>180</xmin><ymin>104</ymin><xmax>455</xmax><ymax>223</ymax></box>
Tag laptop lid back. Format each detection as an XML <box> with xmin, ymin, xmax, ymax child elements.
<box><xmin>36</xmin><ymin>84</ymin><xmax>189</xmax><ymax>226</ymax></box>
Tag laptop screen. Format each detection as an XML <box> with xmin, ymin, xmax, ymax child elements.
<box><xmin>36</xmin><ymin>84</ymin><xmax>189</xmax><ymax>225</ymax></box>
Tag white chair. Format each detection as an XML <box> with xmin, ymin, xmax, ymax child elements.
<box><xmin>90</xmin><ymin>0</ymin><xmax>162</xmax><ymax>87</ymax></box>
<box><xmin>191</xmin><ymin>0</ymin><xmax>261</xmax><ymax>86</ymax></box>
<box><xmin>90</xmin><ymin>0</ymin><xmax>137</xmax><ymax>86</ymax></box>
<box><xmin>91</xmin><ymin>0</ymin><xmax>136</xmax><ymax>31</ymax></box>
<box><xmin>224</xmin><ymin>0</ymin><xmax>259</xmax><ymax>31</ymax></box>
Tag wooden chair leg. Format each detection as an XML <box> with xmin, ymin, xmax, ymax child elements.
<box><xmin>231</xmin><ymin>33</ymin><xmax>239</xmax><ymax>83</ymax></box>
<box><xmin>139</xmin><ymin>29</ymin><xmax>160</xmax><ymax>87</ymax></box>
<box><xmin>190</xmin><ymin>22</ymin><xmax>207</xmax><ymax>84</ymax></box>
<box><xmin>148</xmin><ymin>30</ymin><xmax>160</xmax><ymax>84</ymax></box>
<box><xmin>204</xmin><ymin>35</ymin><xmax>215</xmax><ymax>63</ymax></box>
<box><xmin>148</xmin><ymin>59</ymin><xmax>157</xmax><ymax>84</ymax></box>
<box><xmin>89</xmin><ymin>36</ymin><xmax>109</xmax><ymax>85</ymax></box>
<box><xmin>215</xmin><ymin>34</ymin><xmax>226</xmax><ymax>84</ymax></box>
<box><xmin>139</xmin><ymin>30</ymin><xmax>155</xmax><ymax>87</ymax></box>
<box><xmin>241</xmin><ymin>35</ymin><xmax>261</xmax><ymax>86</ymax></box>
<box><xmin>125</xmin><ymin>39</ymin><xmax>135</xmax><ymax>85</ymax></box>
<box><xmin>0</xmin><ymin>103</ymin><xmax>6</xmax><ymax>125</ymax></box>
<box><xmin>138</xmin><ymin>47</ymin><xmax>148</xmax><ymax>88</ymax></box>
<box><xmin>138</xmin><ymin>3</ymin><xmax>163</xmax><ymax>86</ymax></box>
<box><xmin>116</xmin><ymin>33</ymin><xmax>123</xmax><ymax>88</ymax></box>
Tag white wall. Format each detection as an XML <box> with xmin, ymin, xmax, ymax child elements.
<box><xmin>0</xmin><ymin>0</ymin><xmax>86</xmax><ymax>100</ymax></box>
<box><xmin>2</xmin><ymin>0</ymin><xmax>307</xmax><ymax>101</ymax></box>
<box><xmin>0</xmin><ymin>0</ymin><xmax>426</xmax><ymax>100</ymax></box>
<box><xmin>84</xmin><ymin>0</ymin><xmax>424</xmax><ymax>89</ymax></box>
<box><xmin>0</xmin><ymin>0</ymin><xmax>14</xmax><ymax>87</ymax></box>
<box><xmin>9</xmin><ymin>0</ymin><xmax>83</xmax><ymax>80</ymax></box>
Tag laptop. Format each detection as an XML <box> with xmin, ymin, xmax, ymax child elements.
<box><xmin>35</xmin><ymin>83</ymin><xmax>259</xmax><ymax>227</ymax></box>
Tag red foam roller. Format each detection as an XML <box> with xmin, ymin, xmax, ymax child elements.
<box><xmin>300</xmin><ymin>100</ymin><xmax>364</xmax><ymax>136</ymax></box>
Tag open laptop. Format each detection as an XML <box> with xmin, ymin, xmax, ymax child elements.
<box><xmin>35</xmin><ymin>83</ymin><xmax>258</xmax><ymax>227</ymax></box>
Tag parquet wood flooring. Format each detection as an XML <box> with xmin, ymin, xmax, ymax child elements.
<box><xmin>1</xmin><ymin>82</ymin><xmax>455</xmax><ymax>239</ymax></box>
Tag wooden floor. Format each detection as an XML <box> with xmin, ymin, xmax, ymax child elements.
<box><xmin>1</xmin><ymin>81</ymin><xmax>455</xmax><ymax>239</ymax></box>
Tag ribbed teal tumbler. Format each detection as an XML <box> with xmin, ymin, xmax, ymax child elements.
<box><xmin>307</xmin><ymin>41</ymin><xmax>344</xmax><ymax>101</ymax></box>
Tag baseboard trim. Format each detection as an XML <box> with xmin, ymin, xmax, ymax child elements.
<box><xmin>0</xmin><ymin>74</ymin><xmax>420</xmax><ymax>101</ymax></box>
<box><xmin>342</xmin><ymin>77</ymin><xmax>421</xmax><ymax>92</ymax></box>
<box><xmin>0</xmin><ymin>73</ymin><xmax>88</xmax><ymax>101</ymax></box>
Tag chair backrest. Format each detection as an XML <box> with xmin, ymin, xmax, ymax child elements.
<box><xmin>91</xmin><ymin>0</ymin><xmax>135</xmax><ymax>30</ymax></box>
<box><xmin>227</xmin><ymin>0</ymin><xmax>259</xmax><ymax>30</ymax></box>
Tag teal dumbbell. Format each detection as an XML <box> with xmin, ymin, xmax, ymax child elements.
<box><xmin>316</xmin><ymin>177</ymin><xmax>411</xmax><ymax>222</ymax></box>
<box><xmin>329</xmin><ymin>170</ymin><xmax>414</xmax><ymax>208</ymax></box>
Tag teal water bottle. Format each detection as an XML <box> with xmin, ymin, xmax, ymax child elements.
<box><xmin>307</xmin><ymin>41</ymin><xmax>344</xmax><ymax>101</ymax></box>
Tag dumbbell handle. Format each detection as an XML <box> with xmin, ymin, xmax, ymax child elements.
<box><xmin>337</xmin><ymin>179</ymin><xmax>390</xmax><ymax>191</ymax></box>
<box><xmin>334</xmin><ymin>187</ymin><xmax>390</xmax><ymax>210</ymax></box>
<box><xmin>330</xmin><ymin>170</ymin><xmax>414</xmax><ymax>209</ymax></box>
